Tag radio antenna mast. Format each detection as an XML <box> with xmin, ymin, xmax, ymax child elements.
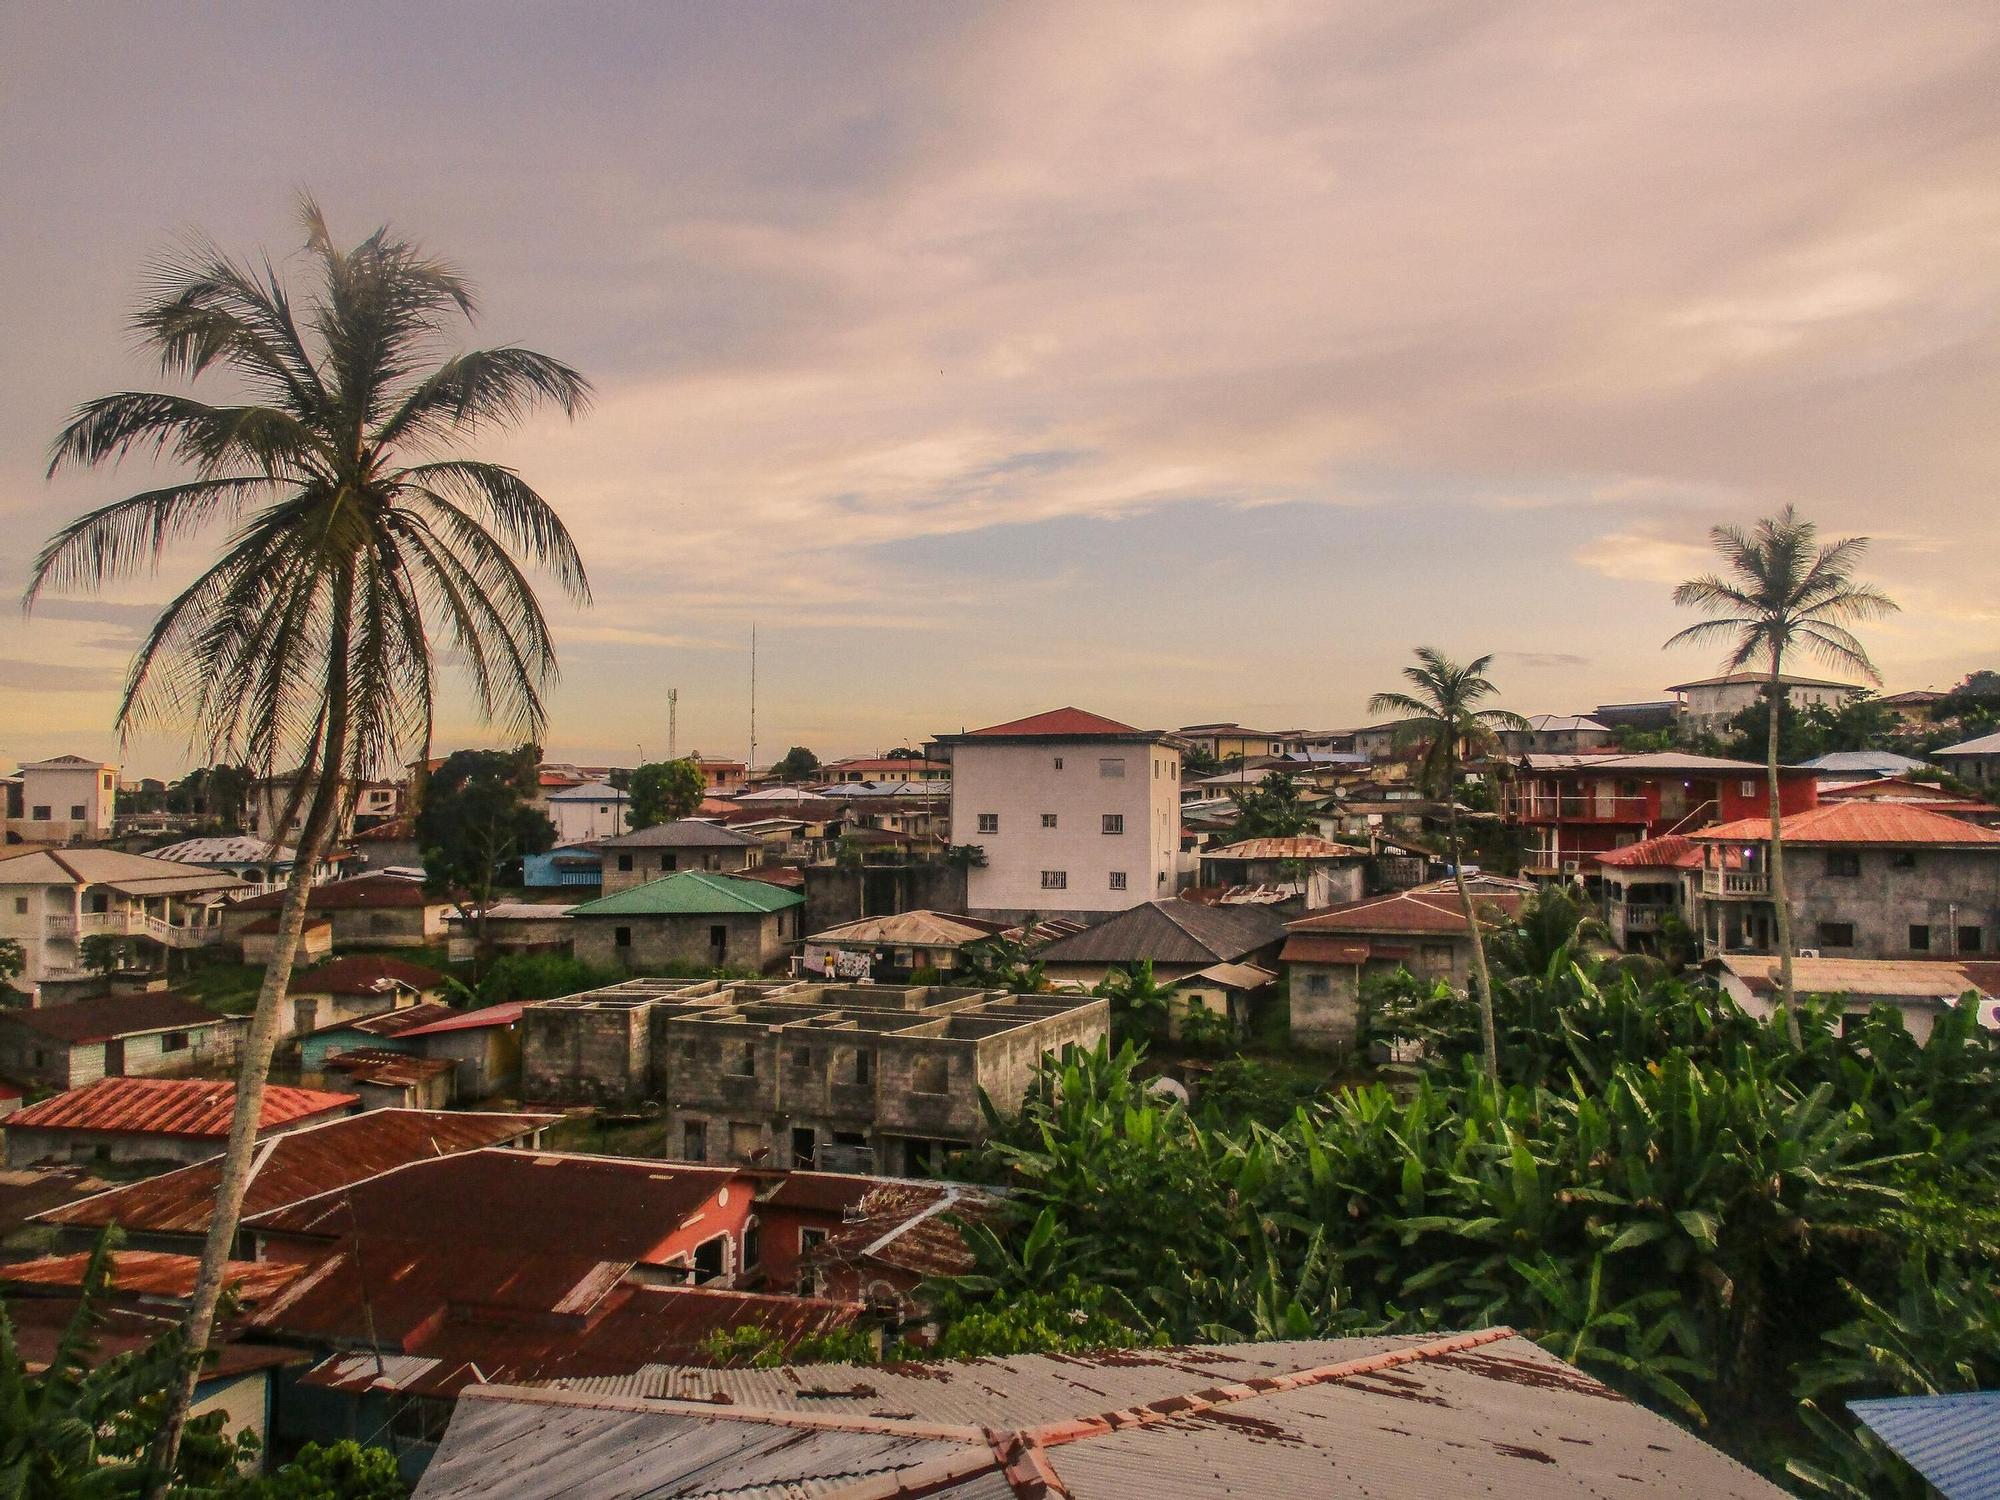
<box><xmin>748</xmin><ymin>623</ymin><xmax>758</xmax><ymax>771</ymax></box>
<box><xmin>667</xmin><ymin>688</ymin><xmax>679</xmax><ymax>761</ymax></box>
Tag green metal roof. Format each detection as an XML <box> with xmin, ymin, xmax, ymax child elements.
<box><xmin>566</xmin><ymin>871</ymin><xmax>803</xmax><ymax>917</ymax></box>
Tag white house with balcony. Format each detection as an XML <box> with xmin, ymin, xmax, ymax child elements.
<box><xmin>0</xmin><ymin>848</ymin><xmax>239</xmax><ymax>1000</ymax></box>
<box><xmin>933</xmin><ymin>707</ymin><xmax>1182</xmax><ymax>920</ymax></box>
<box><xmin>6</xmin><ymin>756</ymin><xmax>117</xmax><ymax>846</ymax></box>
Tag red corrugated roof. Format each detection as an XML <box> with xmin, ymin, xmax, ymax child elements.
<box><xmin>323</xmin><ymin>1048</ymin><xmax>458</xmax><ymax>1087</ymax></box>
<box><xmin>1</xmin><ymin>991</ymin><xmax>233</xmax><ymax>1045</ymax></box>
<box><xmin>1</xmin><ymin>1249</ymin><xmax>302</xmax><ymax>1303</ymax></box>
<box><xmin>1693</xmin><ymin>800</ymin><xmax>2000</xmax><ymax>846</ymax></box>
<box><xmin>393</xmin><ymin>1002</ymin><xmax>527</xmax><ymax>1037</ymax></box>
<box><xmin>1594</xmin><ymin>834</ymin><xmax>1705</xmax><ymax>870</ymax></box>
<box><xmin>1286</xmin><ymin>886</ymin><xmax>1525</xmax><ymax>936</ymax></box>
<box><xmin>38</xmin><ymin>1108</ymin><xmax>557</xmax><ymax>1236</ymax></box>
<box><xmin>964</xmin><ymin>707</ymin><xmax>1142</xmax><ymax>737</ymax></box>
<box><xmin>1279</xmin><ymin>936</ymin><xmax>1374</xmax><ymax>965</ymax></box>
<box><xmin>6</xmin><ymin>1077</ymin><xmax>355</xmax><ymax>1140</ymax></box>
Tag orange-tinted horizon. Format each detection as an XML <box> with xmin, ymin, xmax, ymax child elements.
<box><xmin>2</xmin><ymin>3</ymin><xmax>1996</xmax><ymax>776</ymax></box>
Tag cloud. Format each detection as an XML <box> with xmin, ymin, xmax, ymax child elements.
<box><xmin>0</xmin><ymin>658</ymin><xmax>122</xmax><ymax>692</ymax></box>
<box><xmin>3</xmin><ymin>2</ymin><xmax>1997</xmax><ymax>768</ymax></box>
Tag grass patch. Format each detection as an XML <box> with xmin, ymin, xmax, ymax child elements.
<box><xmin>178</xmin><ymin>961</ymin><xmax>267</xmax><ymax>1016</ymax></box>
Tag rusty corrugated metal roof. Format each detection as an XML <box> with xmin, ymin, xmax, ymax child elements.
<box><xmin>36</xmin><ymin>1108</ymin><xmax>557</xmax><ymax>1236</ymax></box>
<box><xmin>322</xmin><ymin>1048</ymin><xmax>458</xmax><ymax>1087</ymax></box>
<box><xmin>5</xmin><ymin>1076</ymin><xmax>356</xmax><ymax>1140</ymax></box>
<box><xmin>1</xmin><ymin>1249</ymin><xmax>302</xmax><ymax>1304</ymax></box>
<box><xmin>439</xmin><ymin>1331</ymin><xmax>1784</xmax><ymax>1499</ymax></box>
<box><xmin>1693</xmin><ymin>799</ymin><xmax>2000</xmax><ymax>847</ymax></box>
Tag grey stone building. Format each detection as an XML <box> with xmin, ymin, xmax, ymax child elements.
<box><xmin>565</xmin><ymin>871</ymin><xmax>805</xmax><ymax>974</ymax></box>
<box><xmin>520</xmin><ymin>977</ymin><xmax>1107</xmax><ymax>1176</ymax></box>
<box><xmin>1690</xmin><ymin>801</ymin><xmax>2000</xmax><ymax>960</ymax></box>
<box><xmin>596</xmin><ymin>820</ymin><xmax>763</xmax><ymax>894</ymax></box>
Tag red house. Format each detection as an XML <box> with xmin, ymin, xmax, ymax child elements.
<box><xmin>1503</xmin><ymin>752</ymin><xmax>1818</xmax><ymax>877</ymax></box>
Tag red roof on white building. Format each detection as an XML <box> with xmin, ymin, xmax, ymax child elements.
<box><xmin>1693</xmin><ymin>801</ymin><xmax>2000</xmax><ymax>847</ymax></box>
<box><xmin>962</xmin><ymin>706</ymin><xmax>1144</xmax><ymax>737</ymax></box>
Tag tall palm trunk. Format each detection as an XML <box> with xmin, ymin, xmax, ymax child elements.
<box><xmin>1447</xmin><ymin>792</ymin><xmax>1501</xmax><ymax>1090</ymax></box>
<box><xmin>148</xmin><ymin>601</ymin><xmax>353</xmax><ymax>1491</ymax></box>
<box><xmin>1765</xmin><ymin>648</ymin><xmax>1795</xmax><ymax>1020</ymax></box>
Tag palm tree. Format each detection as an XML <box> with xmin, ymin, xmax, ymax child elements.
<box><xmin>1667</xmin><ymin>507</ymin><xmax>1896</xmax><ymax>1015</ymax></box>
<box><xmin>23</xmin><ymin>197</ymin><xmax>591</xmax><ymax>1483</ymax></box>
<box><xmin>1369</xmin><ymin>649</ymin><xmax>1527</xmax><ymax>1087</ymax></box>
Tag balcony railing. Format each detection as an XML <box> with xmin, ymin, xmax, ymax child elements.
<box><xmin>1701</xmin><ymin>868</ymin><xmax>1770</xmax><ymax>898</ymax></box>
<box><xmin>1617</xmin><ymin>906</ymin><xmax>1668</xmax><ymax>932</ymax></box>
<box><xmin>1506</xmin><ymin>795</ymin><xmax>1652</xmax><ymax>823</ymax></box>
<box><xmin>43</xmin><ymin>910</ymin><xmax>219</xmax><ymax>947</ymax></box>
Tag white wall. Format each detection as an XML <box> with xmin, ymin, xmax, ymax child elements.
<box><xmin>17</xmin><ymin>763</ymin><xmax>115</xmax><ymax>840</ymax></box>
<box><xmin>550</xmin><ymin>792</ymin><xmax>630</xmax><ymax>844</ymax></box>
<box><xmin>952</xmin><ymin>740</ymin><xmax>1180</xmax><ymax>914</ymax></box>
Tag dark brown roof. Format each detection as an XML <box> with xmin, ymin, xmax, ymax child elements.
<box><xmin>287</xmin><ymin>954</ymin><xmax>446</xmax><ymax>997</ymax></box>
<box><xmin>38</xmin><ymin>1108</ymin><xmax>557</xmax><ymax>1236</ymax></box>
<box><xmin>1036</xmin><ymin>900</ymin><xmax>1286</xmax><ymax>968</ymax></box>
<box><xmin>1287</xmin><ymin>883</ymin><xmax>1528</xmax><ymax>937</ymax></box>
<box><xmin>598</xmin><ymin>819</ymin><xmax>763</xmax><ymax>850</ymax></box>
<box><xmin>245</xmin><ymin>1148</ymin><xmax>737</xmax><ymax>1255</ymax></box>
<box><xmin>233</xmin><ymin>872</ymin><xmax>446</xmax><ymax>912</ymax></box>
<box><xmin>0</xmin><ymin>991</ymin><xmax>233</xmax><ymax>1045</ymax></box>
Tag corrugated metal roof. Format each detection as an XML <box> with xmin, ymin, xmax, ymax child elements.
<box><xmin>233</xmin><ymin>871</ymin><xmax>447</xmax><ymax>911</ymax></box>
<box><xmin>37</xmin><ymin>1108</ymin><xmax>557</xmax><ymax>1236</ymax></box>
<box><xmin>416</xmin><ymin>1400</ymin><xmax>960</xmax><ymax>1500</ymax></box>
<box><xmin>1849</xmin><ymin>1391</ymin><xmax>2000</xmax><ymax>1500</ymax></box>
<box><xmin>288</xmin><ymin>954</ymin><xmax>447</xmax><ymax>996</ymax></box>
<box><xmin>1286</xmin><ymin>885</ymin><xmax>1526</xmax><ymax>937</ymax></box>
<box><xmin>598</xmin><ymin>819</ymin><xmax>763</xmax><ymax>849</ymax></box>
<box><xmin>394</xmin><ymin>1002</ymin><xmax>528</xmax><ymax>1037</ymax></box>
<box><xmin>0</xmin><ymin>991</ymin><xmax>236</xmax><ymax>1045</ymax></box>
<box><xmin>1693</xmin><ymin>800</ymin><xmax>2000</xmax><ymax>847</ymax></box>
<box><xmin>5</xmin><ymin>1076</ymin><xmax>355</xmax><ymax>1139</ymax></box>
<box><xmin>442</xmin><ymin>1332</ymin><xmax>1784</xmax><ymax>1499</ymax></box>
<box><xmin>307</xmin><ymin>1001</ymin><xmax>457</xmax><ymax>1039</ymax></box>
<box><xmin>1201</xmin><ymin>837</ymin><xmax>1365</xmax><ymax>862</ymax></box>
<box><xmin>806</xmin><ymin>911</ymin><xmax>1004</xmax><ymax>948</ymax></box>
<box><xmin>567</xmin><ymin>871</ymin><xmax>805</xmax><ymax>917</ymax></box>
<box><xmin>1036</xmin><ymin>901</ymin><xmax>1286</xmax><ymax>968</ymax></box>
<box><xmin>956</xmin><ymin>707</ymin><xmax>1145</xmax><ymax>738</ymax></box>
<box><xmin>322</xmin><ymin>1048</ymin><xmax>458</xmax><ymax>1086</ymax></box>
<box><xmin>1</xmin><ymin>1249</ymin><xmax>302</xmax><ymax>1303</ymax></box>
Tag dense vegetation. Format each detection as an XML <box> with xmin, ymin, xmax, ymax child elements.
<box><xmin>933</xmin><ymin>925</ymin><xmax>1999</xmax><ymax>1496</ymax></box>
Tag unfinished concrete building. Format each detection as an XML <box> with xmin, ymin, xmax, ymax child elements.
<box><xmin>521</xmin><ymin>978</ymin><xmax>1106</xmax><ymax>1176</ymax></box>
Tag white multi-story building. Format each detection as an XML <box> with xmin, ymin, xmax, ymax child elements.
<box><xmin>547</xmin><ymin>780</ymin><xmax>631</xmax><ymax>845</ymax></box>
<box><xmin>935</xmin><ymin>708</ymin><xmax>1181</xmax><ymax>919</ymax></box>
<box><xmin>1667</xmin><ymin>672</ymin><xmax>1859</xmax><ymax>736</ymax></box>
<box><xmin>7</xmin><ymin>756</ymin><xmax>118</xmax><ymax>845</ymax></box>
<box><xmin>0</xmin><ymin>847</ymin><xmax>238</xmax><ymax>999</ymax></box>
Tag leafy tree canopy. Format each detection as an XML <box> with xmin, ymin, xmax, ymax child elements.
<box><xmin>1227</xmin><ymin>771</ymin><xmax>1312</xmax><ymax>840</ymax></box>
<box><xmin>627</xmin><ymin>758</ymin><xmax>706</xmax><ymax>829</ymax></box>
<box><xmin>770</xmin><ymin>746</ymin><xmax>820</xmax><ymax>781</ymax></box>
<box><xmin>416</xmin><ymin>747</ymin><xmax>553</xmax><ymax>921</ymax></box>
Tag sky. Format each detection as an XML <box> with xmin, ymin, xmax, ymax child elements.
<box><xmin>3</xmin><ymin>2</ymin><xmax>1998</xmax><ymax>777</ymax></box>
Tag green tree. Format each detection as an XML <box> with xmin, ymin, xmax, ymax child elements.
<box><xmin>248</xmin><ymin>1440</ymin><xmax>409</xmax><ymax>1499</ymax></box>
<box><xmin>0</xmin><ymin>1232</ymin><xmax>255</xmax><ymax>1496</ymax></box>
<box><xmin>1668</xmin><ymin>506</ymin><xmax>1896</xmax><ymax>1016</ymax></box>
<box><xmin>1227</xmin><ymin>772</ymin><xmax>1312</xmax><ymax>839</ymax></box>
<box><xmin>416</xmin><ymin>746</ymin><xmax>554</xmax><ymax>961</ymax></box>
<box><xmin>626</xmin><ymin>757</ymin><xmax>705</xmax><ymax>829</ymax></box>
<box><xmin>1368</xmin><ymin>649</ymin><xmax>1527</xmax><ymax>1088</ymax></box>
<box><xmin>1094</xmin><ymin>960</ymin><xmax>1173</xmax><ymax>1041</ymax></box>
<box><xmin>0</xmin><ymin>937</ymin><xmax>26</xmax><ymax>994</ymax></box>
<box><xmin>24</xmin><ymin>197</ymin><xmax>590</xmax><ymax>1484</ymax></box>
<box><xmin>79</xmin><ymin>933</ymin><xmax>131</xmax><ymax>980</ymax></box>
<box><xmin>770</xmin><ymin>746</ymin><xmax>820</xmax><ymax>782</ymax></box>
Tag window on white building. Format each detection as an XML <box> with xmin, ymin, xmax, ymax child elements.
<box><xmin>1108</xmin><ymin>871</ymin><xmax>1127</xmax><ymax>891</ymax></box>
<box><xmin>1098</xmin><ymin>758</ymin><xmax>1126</xmax><ymax>778</ymax></box>
<box><xmin>977</xmin><ymin>813</ymin><xmax>999</xmax><ymax>834</ymax></box>
<box><xmin>1041</xmin><ymin>813</ymin><xmax>1058</xmax><ymax>828</ymax></box>
<box><xmin>1040</xmin><ymin>870</ymin><xmax>1067</xmax><ymax>890</ymax></box>
<box><xmin>1053</xmin><ymin>757</ymin><xmax>1064</xmax><ymax>770</ymax></box>
<box><xmin>1101</xmin><ymin>814</ymin><xmax>1124</xmax><ymax>835</ymax></box>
